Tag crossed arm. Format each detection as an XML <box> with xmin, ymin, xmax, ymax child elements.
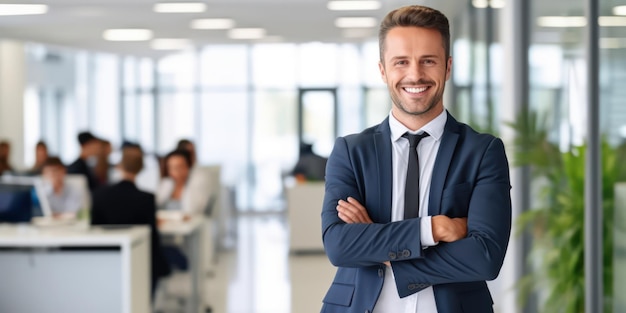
<box><xmin>321</xmin><ymin>136</ymin><xmax>511</xmax><ymax>296</ymax></box>
<box><xmin>337</xmin><ymin>197</ymin><xmax>468</xmax><ymax>244</ymax></box>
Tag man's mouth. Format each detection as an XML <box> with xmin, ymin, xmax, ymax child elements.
<box><xmin>403</xmin><ymin>86</ymin><xmax>429</xmax><ymax>94</ymax></box>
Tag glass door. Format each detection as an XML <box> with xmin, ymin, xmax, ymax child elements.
<box><xmin>298</xmin><ymin>88</ymin><xmax>337</xmax><ymax>158</ymax></box>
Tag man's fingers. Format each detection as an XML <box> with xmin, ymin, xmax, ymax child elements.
<box><xmin>337</xmin><ymin>203</ymin><xmax>364</xmax><ymax>223</ymax></box>
<box><xmin>337</xmin><ymin>199</ymin><xmax>372</xmax><ymax>224</ymax></box>
<box><xmin>345</xmin><ymin>197</ymin><xmax>373</xmax><ymax>223</ymax></box>
<box><xmin>347</xmin><ymin>197</ymin><xmax>366</xmax><ymax>210</ymax></box>
<box><xmin>337</xmin><ymin>210</ymin><xmax>356</xmax><ymax>224</ymax></box>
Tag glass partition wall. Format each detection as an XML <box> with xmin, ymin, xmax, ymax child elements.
<box><xmin>600</xmin><ymin>1</ymin><xmax>626</xmax><ymax>313</ymax></box>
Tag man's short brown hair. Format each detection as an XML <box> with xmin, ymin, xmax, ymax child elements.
<box><xmin>378</xmin><ymin>5</ymin><xmax>450</xmax><ymax>62</ymax></box>
<box><xmin>120</xmin><ymin>146</ymin><xmax>144</xmax><ymax>175</ymax></box>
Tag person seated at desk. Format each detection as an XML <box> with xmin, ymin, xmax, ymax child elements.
<box><xmin>67</xmin><ymin>131</ymin><xmax>102</xmax><ymax>192</ymax></box>
<box><xmin>91</xmin><ymin>145</ymin><xmax>171</xmax><ymax>298</ymax></box>
<box><xmin>29</xmin><ymin>140</ymin><xmax>49</xmax><ymax>175</ymax></box>
<box><xmin>156</xmin><ymin>149</ymin><xmax>211</xmax><ymax>217</ymax></box>
<box><xmin>40</xmin><ymin>156</ymin><xmax>84</xmax><ymax>218</ymax></box>
<box><xmin>291</xmin><ymin>142</ymin><xmax>328</xmax><ymax>183</ymax></box>
<box><xmin>0</xmin><ymin>140</ymin><xmax>14</xmax><ymax>176</ymax></box>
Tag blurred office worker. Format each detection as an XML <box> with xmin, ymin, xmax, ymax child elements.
<box><xmin>156</xmin><ymin>149</ymin><xmax>212</xmax><ymax>216</ymax></box>
<box><xmin>176</xmin><ymin>138</ymin><xmax>197</xmax><ymax>167</ymax></box>
<box><xmin>67</xmin><ymin>131</ymin><xmax>102</xmax><ymax>192</ymax></box>
<box><xmin>91</xmin><ymin>145</ymin><xmax>171</xmax><ymax>297</ymax></box>
<box><xmin>292</xmin><ymin>142</ymin><xmax>328</xmax><ymax>182</ymax></box>
<box><xmin>321</xmin><ymin>5</ymin><xmax>511</xmax><ymax>313</ymax></box>
<box><xmin>40</xmin><ymin>156</ymin><xmax>83</xmax><ymax>217</ymax></box>
<box><xmin>0</xmin><ymin>140</ymin><xmax>14</xmax><ymax>175</ymax></box>
<box><xmin>94</xmin><ymin>139</ymin><xmax>113</xmax><ymax>186</ymax></box>
<box><xmin>29</xmin><ymin>140</ymin><xmax>49</xmax><ymax>175</ymax></box>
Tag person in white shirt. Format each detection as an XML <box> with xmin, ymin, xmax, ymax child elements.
<box><xmin>156</xmin><ymin>149</ymin><xmax>212</xmax><ymax>216</ymax></box>
<box><xmin>41</xmin><ymin>157</ymin><xmax>84</xmax><ymax>217</ymax></box>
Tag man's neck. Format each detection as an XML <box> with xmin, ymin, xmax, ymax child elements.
<box><xmin>121</xmin><ymin>172</ymin><xmax>137</xmax><ymax>183</ymax></box>
<box><xmin>392</xmin><ymin>106</ymin><xmax>444</xmax><ymax>131</ymax></box>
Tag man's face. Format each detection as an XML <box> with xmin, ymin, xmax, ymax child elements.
<box><xmin>379</xmin><ymin>26</ymin><xmax>451</xmax><ymax>120</ymax></box>
<box><xmin>84</xmin><ymin>140</ymin><xmax>100</xmax><ymax>157</ymax></box>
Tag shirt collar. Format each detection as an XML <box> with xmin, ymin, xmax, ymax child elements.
<box><xmin>389</xmin><ymin>109</ymin><xmax>447</xmax><ymax>142</ymax></box>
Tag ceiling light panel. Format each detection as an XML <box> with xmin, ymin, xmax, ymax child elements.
<box><xmin>228</xmin><ymin>28</ymin><xmax>266</xmax><ymax>39</ymax></box>
<box><xmin>154</xmin><ymin>2</ymin><xmax>207</xmax><ymax>13</ymax></box>
<box><xmin>327</xmin><ymin>1</ymin><xmax>381</xmax><ymax>11</ymax></box>
<box><xmin>471</xmin><ymin>0</ymin><xmax>489</xmax><ymax>9</ymax></box>
<box><xmin>613</xmin><ymin>5</ymin><xmax>626</xmax><ymax>16</ymax></box>
<box><xmin>599</xmin><ymin>16</ymin><xmax>626</xmax><ymax>27</ymax></box>
<box><xmin>0</xmin><ymin>4</ymin><xmax>48</xmax><ymax>16</ymax></box>
<box><xmin>190</xmin><ymin>18</ymin><xmax>235</xmax><ymax>29</ymax></box>
<box><xmin>472</xmin><ymin>0</ymin><xmax>505</xmax><ymax>9</ymax></box>
<box><xmin>536</xmin><ymin>16</ymin><xmax>587</xmax><ymax>27</ymax></box>
<box><xmin>490</xmin><ymin>0</ymin><xmax>506</xmax><ymax>9</ymax></box>
<box><xmin>103</xmin><ymin>29</ymin><xmax>153</xmax><ymax>41</ymax></box>
<box><xmin>335</xmin><ymin>17</ymin><xmax>378</xmax><ymax>28</ymax></box>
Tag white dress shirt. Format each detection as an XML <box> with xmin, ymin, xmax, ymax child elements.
<box><xmin>155</xmin><ymin>165</ymin><xmax>214</xmax><ymax>216</ymax></box>
<box><xmin>373</xmin><ymin>109</ymin><xmax>447</xmax><ymax>313</ymax></box>
<box><xmin>42</xmin><ymin>181</ymin><xmax>83</xmax><ymax>215</ymax></box>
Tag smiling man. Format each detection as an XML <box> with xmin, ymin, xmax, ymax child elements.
<box><xmin>321</xmin><ymin>5</ymin><xmax>512</xmax><ymax>313</ymax></box>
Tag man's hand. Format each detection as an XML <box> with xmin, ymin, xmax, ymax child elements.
<box><xmin>432</xmin><ymin>215</ymin><xmax>468</xmax><ymax>242</ymax></box>
<box><xmin>336</xmin><ymin>197</ymin><xmax>373</xmax><ymax>224</ymax></box>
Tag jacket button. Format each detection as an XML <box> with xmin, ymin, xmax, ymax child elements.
<box><xmin>402</xmin><ymin>249</ymin><xmax>411</xmax><ymax>257</ymax></box>
<box><xmin>408</xmin><ymin>284</ymin><xmax>416</xmax><ymax>290</ymax></box>
<box><xmin>378</xmin><ymin>268</ymin><xmax>384</xmax><ymax>278</ymax></box>
<box><xmin>388</xmin><ymin>252</ymin><xmax>396</xmax><ymax>259</ymax></box>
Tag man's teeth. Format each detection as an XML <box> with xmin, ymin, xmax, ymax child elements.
<box><xmin>404</xmin><ymin>87</ymin><xmax>428</xmax><ymax>93</ymax></box>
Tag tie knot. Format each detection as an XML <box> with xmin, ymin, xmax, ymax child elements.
<box><xmin>403</xmin><ymin>132</ymin><xmax>430</xmax><ymax>148</ymax></box>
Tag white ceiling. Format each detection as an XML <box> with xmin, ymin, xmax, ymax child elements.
<box><xmin>0</xmin><ymin>0</ymin><xmax>465</xmax><ymax>58</ymax></box>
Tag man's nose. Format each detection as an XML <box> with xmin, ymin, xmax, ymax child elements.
<box><xmin>406</xmin><ymin>62</ymin><xmax>425</xmax><ymax>80</ymax></box>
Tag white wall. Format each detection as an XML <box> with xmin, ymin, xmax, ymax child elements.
<box><xmin>0</xmin><ymin>41</ymin><xmax>26</xmax><ymax>170</ymax></box>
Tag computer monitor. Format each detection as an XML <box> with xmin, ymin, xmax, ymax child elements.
<box><xmin>0</xmin><ymin>182</ymin><xmax>35</xmax><ymax>223</ymax></box>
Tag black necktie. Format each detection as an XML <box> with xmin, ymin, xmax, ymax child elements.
<box><xmin>403</xmin><ymin>132</ymin><xmax>430</xmax><ymax>220</ymax></box>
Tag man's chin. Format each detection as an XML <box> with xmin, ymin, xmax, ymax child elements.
<box><xmin>398</xmin><ymin>103</ymin><xmax>433</xmax><ymax>116</ymax></box>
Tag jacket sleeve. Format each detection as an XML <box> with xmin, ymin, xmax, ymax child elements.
<box><xmin>321</xmin><ymin>136</ymin><xmax>425</xmax><ymax>268</ymax></box>
<box><xmin>390</xmin><ymin>138</ymin><xmax>512</xmax><ymax>298</ymax></box>
<box><xmin>90</xmin><ymin>192</ymin><xmax>103</xmax><ymax>225</ymax></box>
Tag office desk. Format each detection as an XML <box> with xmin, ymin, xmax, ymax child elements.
<box><xmin>0</xmin><ymin>223</ymin><xmax>150</xmax><ymax>313</ymax></box>
<box><xmin>286</xmin><ymin>182</ymin><xmax>325</xmax><ymax>252</ymax></box>
<box><xmin>159</xmin><ymin>215</ymin><xmax>205</xmax><ymax>313</ymax></box>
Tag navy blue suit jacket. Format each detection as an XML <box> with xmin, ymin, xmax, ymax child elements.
<box><xmin>321</xmin><ymin>112</ymin><xmax>511</xmax><ymax>313</ymax></box>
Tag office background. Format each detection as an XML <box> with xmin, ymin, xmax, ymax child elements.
<box><xmin>1</xmin><ymin>0</ymin><xmax>626</xmax><ymax>312</ymax></box>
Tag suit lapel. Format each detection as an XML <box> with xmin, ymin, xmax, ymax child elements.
<box><xmin>428</xmin><ymin>112</ymin><xmax>460</xmax><ymax>216</ymax></box>
<box><xmin>374</xmin><ymin>118</ymin><xmax>393</xmax><ymax>223</ymax></box>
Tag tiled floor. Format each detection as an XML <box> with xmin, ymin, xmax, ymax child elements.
<box><xmin>204</xmin><ymin>213</ymin><xmax>335</xmax><ymax>313</ymax></box>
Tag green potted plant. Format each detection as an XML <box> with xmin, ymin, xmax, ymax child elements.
<box><xmin>508</xmin><ymin>109</ymin><xmax>626</xmax><ymax>313</ymax></box>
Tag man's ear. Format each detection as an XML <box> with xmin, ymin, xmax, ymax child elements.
<box><xmin>445</xmin><ymin>56</ymin><xmax>452</xmax><ymax>81</ymax></box>
<box><xmin>378</xmin><ymin>61</ymin><xmax>387</xmax><ymax>83</ymax></box>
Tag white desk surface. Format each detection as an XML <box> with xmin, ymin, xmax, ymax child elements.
<box><xmin>0</xmin><ymin>222</ymin><xmax>149</xmax><ymax>247</ymax></box>
<box><xmin>158</xmin><ymin>214</ymin><xmax>204</xmax><ymax>236</ymax></box>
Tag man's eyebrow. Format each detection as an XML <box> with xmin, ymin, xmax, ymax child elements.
<box><xmin>388</xmin><ymin>54</ymin><xmax>442</xmax><ymax>61</ymax></box>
